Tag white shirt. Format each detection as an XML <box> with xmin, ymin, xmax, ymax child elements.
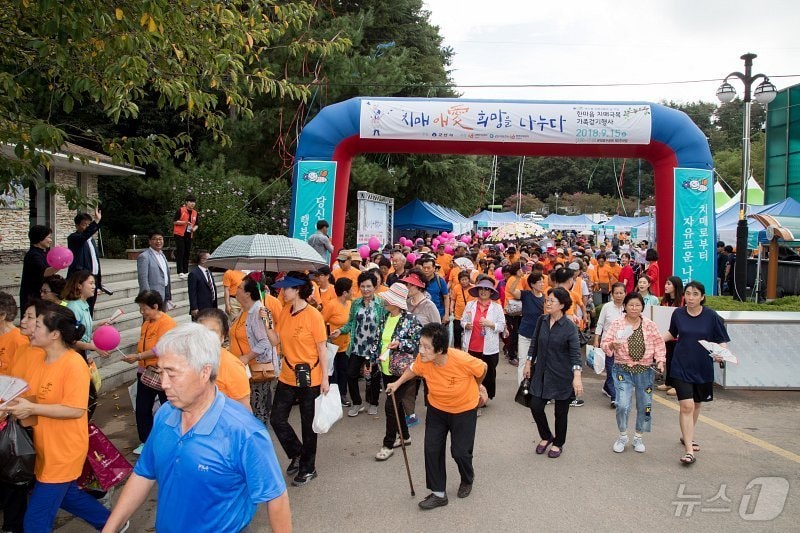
<box><xmin>595</xmin><ymin>301</ymin><xmax>625</xmax><ymax>337</ymax></box>
<box><xmin>154</xmin><ymin>249</ymin><xmax>169</xmax><ymax>287</ymax></box>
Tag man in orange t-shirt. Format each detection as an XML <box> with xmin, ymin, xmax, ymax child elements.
<box><xmin>333</xmin><ymin>250</ymin><xmax>362</xmax><ymax>299</ymax></box>
<box><xmin>385</xmin><ymin>323</ymin><xmax>486</xmax><ymax>508</ymax></box>
<box><xmin>435</xmin><ymin>245</ymin><xmax>453</xmax><ymax>279</ymax></box>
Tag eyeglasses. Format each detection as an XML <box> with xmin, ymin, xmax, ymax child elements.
<box><xmin>40</xmin><ymin>288</ymin><xmax>51</xmax><ymax>294</ymax></box>
<box><xmin>545</xmin><ymin>298</ymin><xmax>560</xmax><ymax>304</ymax></box>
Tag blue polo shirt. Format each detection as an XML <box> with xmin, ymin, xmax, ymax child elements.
<box><xmin>134</xmin><ymin>390</ymin><xmax>286</xmax><ymax>532</ymax></box>
<box><xmin>426</xmin><ymin>274</ymin><xmax>449</xmax><ymax>318</ymax></box>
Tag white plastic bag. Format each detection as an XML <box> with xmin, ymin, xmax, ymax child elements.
<box><xmin>312</xmin><ymin>384</ymin><xmax>342</xmax><ymax>434</ymax></box>
<box><xmin>325</xmin><ymin>343</ymin><xmax>338</xmax><ymax>377</ymax></box>
<box><xmin>586</xmin><ymin>346</ymin><xmax>606</xmax><ymax>375</ymax></box>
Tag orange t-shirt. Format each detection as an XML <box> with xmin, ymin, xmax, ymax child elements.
<box><xmin>228</xmin><ymin>311</ymin><xmax>251</xmax><ymax>357</ymax></box>
<box><xmin>216</xmin><ymin>347</ymin><xmax>250</xmax><ymax>401</ymax></box>
<box><xmin>333</xmin><ymin>267</ymin><xmax>362</xmax><ymax>299</ymax></box>
<box><xmin>137</xmin><ymin>312</ymin><xmax>177</xmax><ymax>368</ymax></box>
<box><xmin>436</xmin><ymin>253</ymin><xmax>453</xmax><ymax>278</ymax></box>
<box><xmin>276</xmin><ymin>305</ymin><xmax>327</xmax><ymax>387</ymax></box>
<box><xmin>450</xmin><ymin>283</ymin><xmax>476</xmax><ymax>320</ymax></box>
<box><xmin>591</xmin><ymin>264</ymin><xmax>614</xmax><ymax>288</ymax></box>
<box><xmin>322</xmin><ymin>298</ymin><xmax>351</xmax><ymax>352</ymax></box>
<box><xmin>317</xmin><ymin>285</ymin><xmax>338</xmax><ymax>311</ymax></box>
<box><xmin>412</xmin><ymin>348</ymin><xmax>485</xmax><ymax>413</ymax></box>
<box><xmin>504</xmin><ymin>274</ymin><xmax>523</xmax><ymax>304</ymax></box>
<box><xmin>15</xmin><ymin>349</ymin><xmax>90</xmax><ymax>483</ymax></box>
<box><xmin>222</xmin><ymin>270</ymin><xmax>247</xmax><ymax>297</ymax></box>
<box><xmin>0</xmin><ymin>327</ymin><xmax>28</xmax><ymax>375</ymax></box>
<box><xmin>608</xmin><ymin>263</ymin><xmax>621</xmax><ymax>282</ymax></box>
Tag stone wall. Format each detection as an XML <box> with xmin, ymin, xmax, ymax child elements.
<box><xmin>0</xmin><ymin>169</ymin><xmax>99</xmax><ymax>264</ymax></box>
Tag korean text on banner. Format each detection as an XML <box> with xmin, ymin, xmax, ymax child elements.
<box><xmin>291</xmin><ymin>161</ymin><xmax>337</xmax><ymax>242</ymax></box>
<box><xmin>673</xmin><ymin>168</ymin><xmax>715</xmax><ymax>290</ymax></box>
<box><xmin>360</xmin><ymin>100</ymin><xmax>652</xmax><ymax>145</ymax></box>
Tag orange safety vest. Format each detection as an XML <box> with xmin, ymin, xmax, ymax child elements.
<box><xmin>173</xmin><ymin>206</ymin><xmax>198</xmax><ymax>238</ymax></box>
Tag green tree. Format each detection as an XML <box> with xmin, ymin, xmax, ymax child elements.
<box><xmin>0</xmin><ymin>0</ymin><xmax>349</xmax><ymax>201</ymax></box>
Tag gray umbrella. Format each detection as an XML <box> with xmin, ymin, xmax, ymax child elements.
<box><xmin>207</xmin><ymin>234</ymin><xmax>328</xmax><ymax>272</ymax></box>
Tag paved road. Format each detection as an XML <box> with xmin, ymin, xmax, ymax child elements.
<box><xmin>57</xmin><ymin>361</ymin><xmax>799</xmax><ymax>532</ymax></box>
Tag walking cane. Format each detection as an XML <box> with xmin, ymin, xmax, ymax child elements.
<box><xmin>390</xmin><ymin>390</ymin><xmax>415</xmax><ymax>496</ymax></box>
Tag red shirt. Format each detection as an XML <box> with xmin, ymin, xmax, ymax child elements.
<box><xmin>467</xmin><ymin>301</ymin><xmax>489</xmax><ymax>353</ymax></box>
<box><xmin>618</xmin><ymin>265</ymin><xmax>635</xmax><ymax>293</ymax></box>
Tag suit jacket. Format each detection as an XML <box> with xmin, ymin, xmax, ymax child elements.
<box><xmin>137</xmin><ymin>247</ymin><xmax>172</xmax><ymax>302</ymax></box>
<box><xmin>67</xmin><ymin>222</ymin><xmax>101</xmax><ymax>278</ymax></box>
<box><xmin>188</xmin><ymin>266</ymin><xmax>218</xmax><ymax>312</ymax></box>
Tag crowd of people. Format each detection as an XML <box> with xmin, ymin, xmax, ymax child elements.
<box><xmin>0</xmin><ymin>207</ymin><xmax>731</xmax><ymax>530</ymax></box>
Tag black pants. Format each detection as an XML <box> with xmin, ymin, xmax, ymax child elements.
<box><xmin>505</xmin><ymin>314</ymin><xmax>521</xmax><ymax>358</ymax></box>
<box><xmin>347</xmin><ymin>355</ymin><xmax>380</xmax><ymax>406</ymax></box>
<box><xmin>425</xmin><ymin>405</ymin><xmax>478</xmax><ymax>493</ymax></box>
<box><xmin>87</xmin><ymin>273</ymin><xmax>100</xmax><ymax>316</ymax></box>
<box><xmin>136</xmin><ymin>374</ymin><xmax>167</xmax><ymax>443</ymax></box>
<box><xmin>529</xmin><ymin>396</ymin><xmax>570</xmax><ymax>447</ymax></box>
<box><xmin>0</xmin><ymin>481</ymin><xmax>28</xmax><ymax>533</ymax></box>
<box><xmin>664</xmin><ymin>341</ymin><xmax>676</xmax><ymax>386</ymax></box>
<box><xmin>332</xmin><ymin>352</ymin><xmax>349</xmax><ymax>398</ymax></box>
<box><xmin>469</xmin><ymin>350</ymin><xmax>498</xmax><ymax>399</ymax></box>
<box><xmin>382</xmin><ymin>375</ymin><xmax>411</xmax><ymax>448</ymax></box>
<box><xmin>452</xmin><ymin>320</ymin><xmax>464</xmax><ymax>350</ymax></box>
<box><xmin>270</xmin><ymin>381</ymin><xmax>320</xmax><ymax>475</ymax></box>
<box><xmin>174</xmin><ymin>233</ymin><xmax>193</xmax><ymax>274</ymax></box>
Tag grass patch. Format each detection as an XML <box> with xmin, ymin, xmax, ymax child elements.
<box><xmin>705</xmin><ymin>295</ymin><xmax>800</xmax><ymax>312</ymax></box>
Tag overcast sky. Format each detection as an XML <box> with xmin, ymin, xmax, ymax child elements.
<box><xmin>422</xmin><ymin>0</ymin><xmax>800</xmax><ymax>103</ymax></box>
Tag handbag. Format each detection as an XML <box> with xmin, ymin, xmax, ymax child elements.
<box><xmin>77</xmin><ymin>422</ymin><xmax>133</xmax><ymax>491</ymax></box>
<box><xmin>140</xmin><ymin>365</ymin><xmax>163</xmax><ymax>391</ymax></box>
<box><xmin>248</xmin><ymin>360</ymin><xmax>275</xmax><ymax>383</ymax></box>
<box><xmin>0</xmin><ymin>417</ymin><xmax>35</xmax><ymax>485</ymax></box>
<box><xmin>504</xmin><ymin>277</ymin><xmax>523</xmax><ymax>316</ymax></box>
<box><xmin>514</xmin><ymin>378</ymin><xmax>532</xmax><ymax>408</ymax></box>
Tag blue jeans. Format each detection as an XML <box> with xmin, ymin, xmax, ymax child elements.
<box><xmin>613</xmin><ymin>365</ymin><xmax>654</xmax><ymax>433</ymax></box>
<box><xmin>602</xmin><ymin>355</ymin><xmax>616</xmax><ymax>401</ymax></box>
<box><xmin>24</xmin><ymin>481</ymin><xmax>110</xmax><ymax>532</ymax></box>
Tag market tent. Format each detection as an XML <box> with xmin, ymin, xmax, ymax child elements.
<box><xmin>469</xmin><ymin>210</ymin><xmax>520</xmax><ymax>228</ymax></box>
<box><xmin>541</xmin><ymin>214</ymin><xmax>593</xmax><ymax>230</ymax></box>
<box><xmin>716</xmin><ymin>197</ymin><xmax>800</xmax><ymax>248</ymax></box>
<box><xmin>716</xmin><ymin>176</ymin><xmax>764</xmax><ymax>213</ymax></box>
<box><xmin>714</xmin><ymin>182</ymin><xmax>731</xmax><ymax>208</ymax></box>
<box><xmin>604</xmin><ymin>215</ymin><xmax>649</xmax><ymax>231</ymax></box>
<box><xmin>394</xmin><ymin>199</ymin><xmax>471</xmax><ymax>234</ymax></box>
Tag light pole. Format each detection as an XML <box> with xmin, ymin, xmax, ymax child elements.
<box><xmin>554</xmin><ymin>192</ymin><xmax>559</xmax><ymax>214</ymax></box>
<box><xmin>716</xmin><ymin>53</ymin><xmax>777</xmax><ymax>301</ymax></box>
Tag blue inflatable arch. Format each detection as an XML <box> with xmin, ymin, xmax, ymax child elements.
<box><xmin>292</xmin><ymin>97</ymin><xmax>713</xmax><ymax>276</ymax></box>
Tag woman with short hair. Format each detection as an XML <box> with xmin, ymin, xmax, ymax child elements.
<box><xmin>601</xmin><ymin>293</ymin><xmax>666</xmax><ymax>454</ymax></box>
<box><xmin>523</xmin><ymin>287</ymin><xmax>583</xmax><ymax>458</ymax></box>
<box><xmin>122</xmin><ymin>290</ymin><xmax>177</xmax><ymax>454</ymax></box>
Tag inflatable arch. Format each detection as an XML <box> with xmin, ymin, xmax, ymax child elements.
<box><xmin>291</xmin><ymin>97</ymin><xmax>714</xmax><ymax>280</ymax></box>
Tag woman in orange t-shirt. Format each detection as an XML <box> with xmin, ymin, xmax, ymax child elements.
<box><xmin>8</xmin><ymin>305</ymin><xmax>110</xmax><ymax>531</ymax></box>
<box><xmin>121</xmin><ymin>290</ymin><xmax>176</xmax><ymax>453</ymax></box>
<box><xmin>265</xmin><ymin>272</ymin><xmax>328</xmax><ymax>486</ymax></box>
<box><xmin>386</xmin><ymin>323</ymin><xmax>487</xmax><ymax>508</ymax></box>
<box><xmin>0</xmin><ymin>292</ymin><xmax>28</xmax><ymax>375</ymax></box>
<box><xmin>322</xmin><ymin>278</ymin><xmax>352</xmax><ymax>406</ymax></box>
<box><xmin>196</xmin><ymin>308</ymin><xmax>251</xmax><ymax>412</ymax></box>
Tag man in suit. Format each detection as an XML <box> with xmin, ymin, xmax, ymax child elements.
<box><xmin>187</xmin><ymin>250</ymin><xmax>218</xmax><ymax>320</ymax></box>
<box><xmin>68</xmin><ymin>207</ymin><xmax>102</xmax><ymax>315</ymax></box>
<box><xmin>137</xmin><ymin>230</ymin><xmax>172</xmax><ymax>305</ymax></box>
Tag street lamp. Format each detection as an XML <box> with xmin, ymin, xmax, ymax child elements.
<box><xmin>554</xmin><ymin>192</ymin><xmax>560</xmax><ymax>214</ymax></box>
<box><xmin>716</xmin><ymin>53</ymin><xmax>777</xmax><ymax>301</ymax></box>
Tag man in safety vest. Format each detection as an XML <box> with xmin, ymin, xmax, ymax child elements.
<box><xmin>173</xmin><ymin>194</ymin><xmax>199</xmax><ymax>279</ymax></box>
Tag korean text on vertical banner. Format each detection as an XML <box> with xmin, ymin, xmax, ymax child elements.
<box><xmin>291</xmin><ymin>161</ymin><xmax>337</xmax><ymax>241</ymax></box>
<box><xmin>673</xmin><ymin>168</ymin><xmax>715</xmax><ymax>290</ymax></box>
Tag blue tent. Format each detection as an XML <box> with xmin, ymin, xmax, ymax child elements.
<box><xmin>469</xmin><ymin>210</ymin><xmax>520</xmax><ymax>228</ymax></box>
<box><xmin>604</xmin><ymin>215</ymin><xmax>649</xmax><ymax>230</ymax></box>
<box><xmin>394</xmin><ymin>199</ymin><xmax>471</xmax><ymax>234</ymax></box>
<box><xmin>716</xmin><ymin>197</ymin><xmax>800</xmax><ymax>248</ymax></box>
<box><xmin>541</xmin><ymin>214</ymin><xmax>593</xmax><ymax>230</ymax></box>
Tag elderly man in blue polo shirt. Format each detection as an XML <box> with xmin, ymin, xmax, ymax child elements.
<box><xmin>102</xmin><ymin>324</ymin><xmax>291</xmax><ymax>533</ymax></box>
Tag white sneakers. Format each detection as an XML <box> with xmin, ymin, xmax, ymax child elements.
<box><xmin>613</xmin><ymin>435</ymin><xmax>646</xmax><ymax>453</ymax></box>
<box><xmin>375</xmin><ymin>446</ymin><xmax>394</xmax><ymax>461</ymax></box>
<box><xmin>612</xmin><ymin>435</ymin><xmax>629</xmax><ymax>453</ymax></box>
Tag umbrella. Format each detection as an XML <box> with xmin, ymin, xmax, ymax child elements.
<box><xmin>454</xmin><ymin>257</ymin><xmax>475</xmax><ymax>270</ymax></box>
<box><xmin>207</xmin><ymin>234</ymin><xmax>328</xmax><ymax>272</ymax></box>
<box><xmin>578</xmin><ymin>230</ymin><xmax>594</xmax><ymax>236</ymax></box>
<box><xmin>487</xmin><ymin>222</ymin><xmax>546</xmax><ymax>242</ymax></box>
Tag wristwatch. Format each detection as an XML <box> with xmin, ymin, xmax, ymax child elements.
<box><xmin>572</xmin><ymin>365</ymin><xmax>582</xmax><ymax>372</ymax></box>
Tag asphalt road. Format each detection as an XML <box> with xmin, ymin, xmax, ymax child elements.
<box><xmin>56</xmin><ymin>361</ymin><xmax>799</xmax><ymax>532</ymax></box>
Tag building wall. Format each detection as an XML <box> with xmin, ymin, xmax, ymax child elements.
<box><xmin>0</xmin><ymin>169</ymin><xmax>99</xmax><ymax>264</ymax></box>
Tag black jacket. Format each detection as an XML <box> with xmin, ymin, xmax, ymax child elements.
<box><xmin>67</xmin><ymin>221</ymin><xmax>101</xmax><ymax>278</ymax></box>
<box><xmin>528</xmin><ymin>315</ymin><xmax>581</xmax><ymax>400</ymax></box>
<box><xmin>188</xmin><ymin>266</ymin><xmax>218</xmax><ymax>312</ymax></box>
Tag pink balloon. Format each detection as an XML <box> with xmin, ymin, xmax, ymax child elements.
<box><xmin>406</xmin><ymin>253</ymin><xmax>417</xmax><ymax>264</ymax></box>
<box><xmin>432</xmin><ymin>238</ymin><xmax>441</xmax><ymax>249</ymax></box>
<box><xmin>368</xmin><ymin>236</ymin><xmax>380</xmax><ymax>251</ymax></box>
<box><xmin>93</xmin><ymin>325</ymin><xmax>121</xmax><ymax>351</ymax></box>
<box><xmin>484</xmin><ymin>230</ymin><xmax>492</xmax><ymax>238</ymax></box>
<box><xmin>461</xmin><ymin>235</ymin><xmax>471</xmax><ymax>244</ymax></box>
<box><xmin>444</xmin><ymin>245</ymin><xmax>454</xmax><ymax>255</ymax></box>
<box><xmin>400</xmin><ymin>237</ymin><xmax>409</xmax><ymax>246</ymax></box>
<box><xmin>497</xmin><ymin>243</ymin><xmax>505</xmax><ymax>252</ymax></box>
<box><xmin>47</xmin><ymin>246</ymin><xmax>73</xmax><ymax>270</ymax></box>
<box><xmin>494</xmin><ymin>267</ymin><xmax>504</xmax><ymax>281</ymax></box>
<box><xmin>358</xmin><ymin>245</ymin><xmax>370</xmax><ymax>259</ymax></box>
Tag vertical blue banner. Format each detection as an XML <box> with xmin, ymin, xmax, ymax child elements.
<box><xmin>290</xmin><ymin>160</ymin><xmax>337</xmax><ymax>242</ymax></box>
<box><xmin>673</xmin><ymin>168</ymin><xmax>715</xmax><ymax>291</ymax></box>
